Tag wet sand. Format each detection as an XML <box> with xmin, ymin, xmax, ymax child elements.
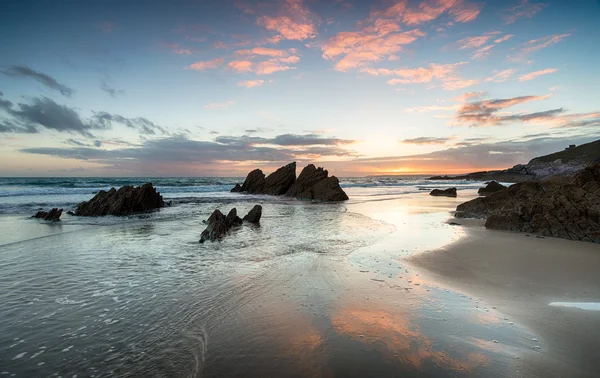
<box><xmin>409</xmin><ymin>219</ymin><xmax>600</xmax><ymax>377</ymax></box>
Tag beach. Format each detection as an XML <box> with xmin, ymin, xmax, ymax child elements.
<box><xmin>0</xmin><ymin>178</ymin><xmax>598</xmax><ymax>377</ymax></box>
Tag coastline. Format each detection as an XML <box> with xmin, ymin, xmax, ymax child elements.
<box><xmin>408</xmin><ymin>219</ymin><xmax>600</xmax><ymax>377</ymax></box>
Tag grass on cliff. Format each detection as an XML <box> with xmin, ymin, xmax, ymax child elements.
<box><xmin>530</xmin><ymin>139</ymin><xmax>600</xmax><ymax>164</ymax></box>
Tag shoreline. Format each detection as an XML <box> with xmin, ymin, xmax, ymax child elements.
<box><xmin>408</xmin><ymin>220</ymin><xmax>600</xmax><ymax>377</ymax></box>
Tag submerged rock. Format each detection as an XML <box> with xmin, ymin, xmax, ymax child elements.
<box><xmin>455</xmin><ymin>163</ymin><xmax>600</xmax><ymax>243</ymax></box>
<box><xmin>478</xmin><ymin>181</ymin><xmax>507</xmax><ymax>196</ymax></box>
<box><xmin>32</xmin><ymin>208</ymin><xmax>63</xmax><ymax>221</ymax></box>
<box><xmin>232</xmin><ymin>162</ymin><xmax>348</xmax><ymax>202</ymax></box>
<box><xmin>429</xmin><ymin>188</ymin><xmax>457</xmax><ymax>197</ymax></box>
<box><xmin>74</xmin><ymin>183</ymin><xmax>164</xmax><ymax>216</ymax></box>
<box><xmin>243</xmin><ymin>205</ymin><xmax>262</xmax><ymax>224</ymax></box>
<box><xmin>200</xmin><ymin>205</ymin><xmax>262</xmax><ymax>243</ymax></box>
<box><xmin>230</xmin><ymin>183</ymin><xmax>242</xmax><ymax>193</ymax></box>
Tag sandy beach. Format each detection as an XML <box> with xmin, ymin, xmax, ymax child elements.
<box><xmin>409</xmin><ymin>213</ymin><xmax>600</xmax><ymax>377</ymax></box>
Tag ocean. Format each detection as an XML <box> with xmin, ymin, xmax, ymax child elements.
<box><xmin>0</xmin><ymin>177</ymin><xmax>534</xmax><ymax>377</ymax></box>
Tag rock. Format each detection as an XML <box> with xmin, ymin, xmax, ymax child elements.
<box><xmin>232</xmin><ymin>162</ymin><xmax>348</xmax><ymax>202</ymax></box>
<box><xmin>200</xmin><ymin>206</ymin><xmax>261</xmax><ymax>242</ymax></box>
<box><xmin>74</xmin><ymin>183</ymin><xmax>164</xmax><ymax>216</ymax></box>
<box><xmin>200</xmin><ymin>210</ymin><xmax>229</xmax><ymax>243</ymax></box>
<box><xmin>231</xmin><ymin>183</ymin><xmax>243</xmax><ymax>193</ymax></box>
<box><xmin>286</xmin><ymin>164</ymin><xmax>328</xmax><ymax>197</ymax></box>
<box><xmin>478</xmin><ymin>181</ymin><xmax>507</xmax><ymax>196</ymax></box>
<box><xmin>32</xmin><ymin>208</ymin><xmax>63</xmax><ymax>221</ymax></box>
<box><xmin>430</xmin><ymin>188</ymin><xmax>457</xmax><ymax>197</ymax></box>
<box><xmin>243</xmin><ymin>205</ymin><xmax>262</xmax><ymax>223</ymax></box>
<box><xmin>262</xmin><ymin>162</ymin><xmax>296</xmax><ymax>195</ymax></box>
<box><xmin>308</xmin><ymin>176</ymin><xmax>349</xmax><ymax>201</ymax></box>
<box><xmin>241</xmin><ymin>169</ymin><xmax>266</xmax><ymax>194</ymax></box>
<box><xmin>455</xmin><ymin>163</ymin><xmax>600</xmax><ymax>242</ymax></box>
<box><xmin>66</xmin><ymin>211</ymin><xmax>75</xmax><ymax>216</ymax></box>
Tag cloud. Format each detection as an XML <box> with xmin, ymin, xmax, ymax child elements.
<box><xmin>228</xmin><ymin>60</ymin><xmax>254</xmax><ymax>73</ymax></box>
<box><xmin>504</xmin><ymin>0</ymin><xmax>547</xmax><ymax>24</ymax></box>
<box><xmin>401</xmin><ymin>137</ymin><xmax>451</xmax><ymax>145</ymax></box>
<box><xmin>361</xmin><ymin>62</ymin><xmax>476</xmax><ymax>90</ymax></box>
<box><xmin>20</xmin><ymin>133</ymin><xmax>359</xmax><ymax>173</ymax></box>
<box><xmin>65</xmin><ymin>138</ymin><xmax>102</xmax><ymax>147</ymax></box>
<box><xmin>494</xmin><ymin>34</ymin><xmax>514</xmax><ymax>43</ymax></box>
<box><xmin>455</xmin><ymin>94</ymin><xmax>557</xmax><ymax>126</ymax></box>
<box><xmin>472</xmin><ymin>45</ymin><xmax>494</xmax><ymax>59</ymax></box>
<box><xmin>204</xmin><ymin>101</ymin><xmax>234</xmax><ymax>110</ymax></box>
<box><xmin>467</xmin><ymin>33</ymin><xmax>514</xmax><ymax>60</ymax></box>
<box><xmin>90</xmin><ymin>112</ymin><xmax>167</xmax><ymax>134</ymax></box>
<box><xmin>401</xmin><ymin>0</ymin><xmax>482</xmax><ymax>25</ymax></box>
<box><xmin>161</xmin><ymin>43</ymin><xmax>195</xmax><ymax>55</ymax></box>
<box><xmin>458</xmin><ymin>34</ymin><xmax>497</xmax><ymax>49</ymax></box>
<box><xmin>323</xmin><ymin>29</ymin><xmax>425</xmax><ymax>71</ymax></box>
<box><xmin>484</xmin><ymin>69</ymin><xmax>516</xmax><ymax>83</ymax></box>
<box><xmin>236</xmin><ymin>47</ymin><xmax>289</xmax><ymax>57</ymax></box>
<box><xmin>238</xmin><ymin>80</ymin><xmax>266</xmax><ymax>88</ymax></box>
<box><xmin>405</xmin><ymin>104</ymin><xmax>460</xmax><ymax>113</ymax></box>
<box><xmin>454</xmin><ymin>91</ymin><xmax>486</xmax><ymax>102</ymax></box>
<box><xmin>518</xmin><ymin>68</ymin><xmax>557</xmax><ymax>81</ymax></box>
<box><xmin>511</xmin><ymin>33</ymin><xmax>571</xmax><ymax>59</ymax></box>
<box><xmin>1</xmin><ymin>65</ymin><xmax>74</xmax><ymax>97</ymax></box>
<box><xmin>228</xmin><ymin>57</ymin><xmax>298</xmax><ymax>75</ymax></box>
<box><xmin>187</xmin><ymin>58</ymin><xmax>224</xmax><ymax>70</ymax></box>
<box><xmin>101</xmin><ymin>81</ymin><xmax>125</xmax><ymax>98</ymax></box>
<box><xmin>256</xmin><ymin>0</ymin><xmax>318</xmax><ymax>41</ymax></box>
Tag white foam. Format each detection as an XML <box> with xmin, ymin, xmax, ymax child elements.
<box><xmin>12</xmin><ymin>352</ymin><xmax>26</xmax><ymax>360</ymax></box>
<box><xmin>55</xmin><ymin>297</ymin><xmax>84</xmax><ymax>305</ymax></box>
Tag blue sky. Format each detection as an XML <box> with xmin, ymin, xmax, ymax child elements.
<box><xmin>0</xmin><ymin>0</ymin><xmax>599</xmax><ymax>176</ymax></box>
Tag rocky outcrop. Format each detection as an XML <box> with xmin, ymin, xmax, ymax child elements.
<box><xmin>231</xmin><ymin>183</ymin><xmax>242</xmax><ymax>193</ymax></box>
<box><xmin>243</xmin><ymin>205</ymin><xmax>262</xmax><ymax>224</ymax></box>
<box><xmin>262</xmin><ymin>162</ymin><xmax>297</xmax><ymax>195</ymax></box>
<box><xmin>74</xmin><ymin>183</ymin><xmax>164</xmax><ymax>216</ymax></box>
<box><xmin>32</xmin><ymin>208</ymin><xmax>63</xmax><ymax>221</ymax></box>
<box><xmin>241</xmin><ymin>169</ymin><xmax>266</xmax><ymax>194</ymax></box>
<box><xmin>455</xmin><ymin>163</ymin><xmax>600</xmax><ymax>243</ymax></box>
<box><xmin>200</xmin><ymin>206</ymin><xmax>261</xmax><ymax>243</ymax></box>
<box><xmin>430</xmin><ymin>188</ymin><xmax>457</xmax><ymax>197</ymax></box>
<box><xmin>478</xmin><ymin>181</ymin><xmax>507</xmax><ymax>196</ymax></box>
<box><xmin>232</xmin><ymin>162</ymin><xmax>348</xmax><ymax>202</ymax></box>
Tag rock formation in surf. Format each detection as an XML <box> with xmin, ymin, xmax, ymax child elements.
<box><xmin>455</xmin><ymin>163</ymin><xmax>600</xmax><ymax>243</ymax></box>
<box><xmin>32</xmin><ymin>208</ymin><xmax>63</xmax><ymax>221</ymax></box>
<box><xmin>231</xmin><ymin>162</ymin><xmax>348</xmax><ymax>202</ymax></box>
<box><xmin>429</xmin><ymin>188</ymin><xmax>457</xmax><ymax>197</ymax></box>
<box><xmin>74</xmin><ymin>183</ymin><xmax>165</xmax><ymax>216</ymax></box>
<box><xmin>478</xmin><ymin>181</ymin><xmax>507</xmax><ymax>196</ymax></box>
<box><xmin>200</xmin><ymin>205</ymin><xmax>262</xmax><ymax>243</ymax></box>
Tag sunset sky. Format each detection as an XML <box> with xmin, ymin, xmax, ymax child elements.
<box><xmin>1</xmin><ymin>0</ymin><xmax>599</xmax><ymax>176</ymax></box>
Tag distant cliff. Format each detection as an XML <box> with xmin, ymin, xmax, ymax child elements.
<box><xmin>430</xmin><ymin>139</ymin><xmax>600</xmax><ymax>183</ymax></box>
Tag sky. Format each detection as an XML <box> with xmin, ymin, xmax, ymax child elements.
<box><xmin>0</xmin><ymin>0</ymin><xmax>599</xmax><ymax>177</ymax></box>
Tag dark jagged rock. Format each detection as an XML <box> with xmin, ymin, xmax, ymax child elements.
<box><xmin>455</xmin><ymin>163</ymin><xmax>600</xmax><ymax>243</ymax></box>
<box><xmin>243</xmin><ymin>205</ymin><xmax>262</xmax><ymax>223</ymax></box>
<box><xmin>478</xmin><ymin>181</ymin><xmax>507</xmax><ymax>196</ymax></box>
<box><xmin>33</xmin><ymin>208</ymin><xmax>63</xmax><ymax>221</ymax></box>
<box><xmin>308</xmin><ymin>176</ymin><xmax>349</xmax><ymax>202</ymax></box>
<box><xmin>241</xmin><ymin>169</ymin><xmax>266</xmax><ymax>194</ymax></box>
<box><xmin>231</xmin><ymin>183</ymin><xmax>242</xmax><ymax>193</ymax></box>
<box><xmin>200</xmin><ymin>206</ymin><xmax>261</xmax><ymax>243</ymax></box>
<box><xmin>430</xmin><ymin>188</ymin><xmax>457</xmax><ymax>197</ymax></box>
<box><xmin>231</xmin><ymin>162</ymin><xmax>348</xmax><ymax>202</ymax></box>
<box><xmin>286</xmin><ymin>164</ymin><xmax>328</xmax><ymax>197</ymax></box>
<box><xmin>74</xmin><ymin>183</ymin><xmax>164</xmax><ymax>216</ymax></box>
<box><xmin>262</xmin><ymin>162</ymin><xmax>296</xmax><ymax>195</ymax></box>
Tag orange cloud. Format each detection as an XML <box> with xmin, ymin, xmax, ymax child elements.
<box><xmin>228</xmin><ymin>60</ymin><xmax>253</xmax><ymax>72</ymax></box>
<box><xmin>402</xmin><ymin>0</ymin><xmax>482</xmax><ymax>25</ymax></box>
<box><xmin>494</xmin><ymin>34</ymin><xmax>514</xmax><ymax>43</ymax></box>
<box><xmin>458</xmin><ymin>35</ymin><xmax>495</xmax><ymax>49</ymax></box>
<box><xmin>520</xmin><ymin>33</ymin><xmax>571</xmax><ymax>55</ymax></box>
<box><xmin>235</xmin><ymin>47</ymin><xmax>289</xmax><ymax>58</ymax></box>
<box><xmin>472</xmin><ymin>45</ymin><xmax>494</xmax><ymax>59</ymax></box>
<box><xmin>238</xmin><ymin>80</ymin><xmax>266</xmax><ymax>88</ymax></box>
<box><xmin>484</xmin><ymin>69</ymin><xmax>516</xmax><ymax>83</ymax></box>
<box><xmin>187</xmin><ymin>57</ymin><xmax>224</xmax><ymax>70</ymax></box>
<box><xmin>255</xmin><ymin>60</ymin><xmax>294</xmax><ymax>74</ymax></box>
<box><xmin>519</xmin><ymin>68</ymin><xmax>558</xmax><ymax>81</ymax></box>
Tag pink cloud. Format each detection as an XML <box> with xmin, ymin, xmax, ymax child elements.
<box><xmin>518</xmin><ymin>68</ymin><xmax>558</xmax><ymax>81</ymax></box>
<box><xmin>521</xmin><ymin>33</ymin><xmax>571</xmax><ymax>54</ymax></box>
<box><xmin>484</xmin><ymin>69</ymin><xmax>516</xmax><ymax>82</ymax></box>
<box><xmin>255</xmin><ymin>0</ymin><xmax>317</xmax><ymax>42</ymax></box>
<box><xmin>322</xmin><ymin>29</ymin><xmax>425</xmax><ymax>71</ymax></box>
<box><xmin>402</xmin><ymin>0</ymin><xmax>482</xmax><ymax>25</ymax></box>
<box><xmin>494</xmin><ymin>34</ymin><xmax>514</xmax><ymax>43</ymax></box>
<box><xmin>472</xmin><ymin>45</ymin><xmax>494</xmax><ymax>59</ymax></box>
<box><xmin>187</xmin><ymin>58</ymin><xmax>224</xmax><ymax>70</ymax></box>
<box><xmin>236</xmin><ymin>47</ymin><xmax>289</xmax><ymax>57</ymax></box>
<box><xmin>458</xmin><ymin>35</ymin><xmax>494</xmax><ymax>49</ymax></box>
<box><xmin>441</xmin><ymin>78</ymin><xmax>480</xmax><ymax>90</ymax></box>
<box><xmin>238</xmin><ymin>80</ymin><xmax>266</xmax><ymax>88</ymax></box>
<box><xmin>504</xmin><ymin>0</ymin><xmax>547</xmax><ymax>24</ymax></box>
<box><xmin>228</xmin><ymin>60</ymin><xmax>254</xmax><ymax>73</ymax></box>
<box><xmin>255</xmin><ymin>60</ymin><xmax>294</xmax><ymax>75</ymax></box>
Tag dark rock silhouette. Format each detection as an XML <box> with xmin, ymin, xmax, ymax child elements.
<box><xmin>32</xmin><ymin>208</ymin><xmax>63</xmax><ymax>221</ymax></box>
<box><xmin>455</xmin><ymin>163</ymin><xmax>600</xmax><ymax>243</ymax></box>
<box><xmin>231</xmin><ymin>183</ymin><xmax>242</xmax><ymax>193</ymax></box>
<box><xmin>430</xmin><ymin>188</ymin><xmax>457</xmax><ymax>197</ymax></box>
<box><xmin>241</xmin><ymin>169</ymin><xmax>266</xmax><ymax>194</ymax></box>
<box><xmin>232</xmin><ymin>162</ymin><xmax>348</xmax><ymax>202</ymax></box>
<box><xmin>74</xmin><ymin>183</ymin><xmax>164</xmax><ymax>216</ymax></box>
<box><xmin>200</xmin><ymin>205</ymin><xmax>262</xmax><ymax>243</ymax></box>
<box><xmin>478</xmin><ymin>181</ymin><xmax>507</xmax><ymax>196</ymax></box>
<box><xmin>243</xmin><ymin>205</ymin><xmax>262</xmax><ymax>224</ymax></box>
